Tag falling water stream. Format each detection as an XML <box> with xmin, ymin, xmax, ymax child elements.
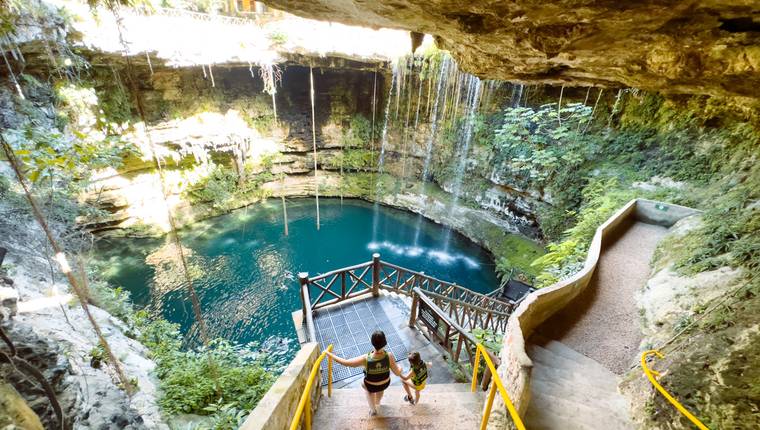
<box><xmin>400</xmin><ymin>59</ymin><xmax>414</xmax><ymax>185</ymax></box>
<box><xmin>371</xmin><ymin>63</ymin><xmax>398</xmax><ymax>242</ymax></box>
<box><xmin>309</xmin><ymin>66</ymin><xmax>320</xmax><ymax>230</ymax></box>
<box><xmin>444</xmin><ymin>75</ymin><xmax>482</xmax><ymax>250</ymax></box>
<box><xmin>412</xmin><ymin>56</ymin><xmax>449</xmax><ymax>246</ymax></box>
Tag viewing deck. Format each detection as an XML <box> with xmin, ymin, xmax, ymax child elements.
<box><xmin>292</xmin><ymin>254</ymin><xmax>514</xmax><ymax>386</ymax></box>
<box><xmin>309</xmin><ymin>292</ymin><xmax>457</xmax><ymax>387</ymax></box>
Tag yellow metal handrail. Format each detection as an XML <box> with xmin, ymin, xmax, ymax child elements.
<box><xmin>289</xmin><ymin>344</ymin><xmax>333</xmax><ymax>430</ymax></box>
<box><xmin>641</xmin><ymin>350</ymin><xmax>709</xmax><ymax>430</ymax></box>
<box><xmin>471</xmin><ymin>343</ymin><xmax>526</xmax><ymax>430</ymax></box>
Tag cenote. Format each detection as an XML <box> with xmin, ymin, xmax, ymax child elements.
<box><xmin>97</xmin><ymin>198</ymin><xmax>500</xmax><ymax>366</ymax></box>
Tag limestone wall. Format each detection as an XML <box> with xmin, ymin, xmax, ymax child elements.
<box><xmin>241</xmin><ymin>342</ymin><xmax>321</xmax><ymax>430</ymax></box>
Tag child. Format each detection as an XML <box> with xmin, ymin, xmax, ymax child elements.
<box><xmin>401</xmin><ymin>352</ymin><xmax>429</xmax><ymax>405</ymax></box>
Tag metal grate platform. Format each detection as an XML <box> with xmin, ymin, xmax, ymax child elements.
<box><xmin>315</xmin><ymin>297</ymin><xmax>408</xmax><ymax>384</ymax></box>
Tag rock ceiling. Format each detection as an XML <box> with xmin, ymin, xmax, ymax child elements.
<box><xmin>261</xmin><ymin>0</ymin><xmax>760</xmax><ymax>100</ymax></box>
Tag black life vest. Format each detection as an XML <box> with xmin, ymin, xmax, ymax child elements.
<box><xmin>364</xmin><ymin>351</ymin><xmax>390</xmax><ymax>383</ymax></box>
<box><xmin>411</xmin><ymin>362</ymin><xmax>428</xmax><ymax>386</ymax></box>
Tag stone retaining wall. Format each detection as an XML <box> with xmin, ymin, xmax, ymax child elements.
<box><xmin>241</xmin><ymin>343</ymin><xmax>321</xmax><ymax>430</ymax></box>
<box><xmin>492</xmin><ymin>199</ymin><xmax>699</xmax><ymax>428</ymax></box>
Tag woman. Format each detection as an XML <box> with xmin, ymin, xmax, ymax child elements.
<box><xmin>326</xmin><ymin>330</ymin><xmax>404</xmax><ymax>416</ymax></box>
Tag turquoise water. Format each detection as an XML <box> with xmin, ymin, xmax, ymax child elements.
<box><xmin>97</xmin><ymin>199</ymin><xmax>500</xmax><ymax>365</ymax></box>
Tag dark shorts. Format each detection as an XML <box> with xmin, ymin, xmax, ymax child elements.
<box><xmin>364</xmin><ymin>379</ymin><xmax>390</xmax><ymax>393</ymax></box>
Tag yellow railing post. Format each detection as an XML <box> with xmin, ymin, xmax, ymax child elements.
<box><xmin>471</xmin><ymin>346</ymin><xmax>482</xmax><ymax>392</ymax></box>
<box><xmin>304</xmin><ymin>394</ymin><xmax>311</xmax><ymax>430</ymax></box>
<box><xmin>328</xmin><ymin>354</ymin><xmax>333</xmax><ymax>398</ymax></box>
<box><xmin>480</xmin><ymin>382</ymin><xmax>497</xmax><ymax>430</ymax></box>
<box><xmin>471</xmin><ymin>343</ymin><xmax>526</xmax><ymax>430</ymax></box>
<box><xmin>641</xmin><ymin>350</ymin><xmax>710</xmax><ymax>430</ymax></box>
<box><xmin>289</xmin><ymin>344</ymin><xmax>333</xmax><ymax>430</ymax></box>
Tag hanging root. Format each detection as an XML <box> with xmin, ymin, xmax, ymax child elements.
<box><xmin>259</xmin><ymin>63</ymin><xmax>282</xmax><ymax>122</ymax></box>
<box><xmin>258</xmin><ymin>63</ymin><xmax>282</xmax><ymax>96</ymax></box>
<box><xmin>105</xmin><ymin>0</ymin><xmax>222</xmax><ymax>396</ymax></box>
<box><xmin>1</xmin><ymin>42</ymin><xmax>25</xmax><ymax>100</ymax></box>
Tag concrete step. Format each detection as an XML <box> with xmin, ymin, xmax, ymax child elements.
<box><xmin>525</xmin><ymin>341</ymin><xmax>635</xmax><ymax>430</ymax></box>
<box><xmin>526</xmin><ymin>390</ymin><xmax>634</xmax><ymax>430</ymax></box>
<box><xmin>541</xmin><ymin>338</ymin><xmax>623</xmax><ymax>377</ymax></box>
<box><xmin>528</xmin><ymin>344</ymin><xmax>619</xmax><ymax>391</ymax></box>
<box><xmin>528</xmin><ymin>344</ymin><xmax>618</xmax><ymax>387</ymax></box>
<box><xmin>314</xmin><ymin>384</ymin><xmax>485</xmax><ymax>429</ymax></box>
<box><xmin>529</xmin><ymin>376</ymin><xmax>631</xmax><ymax>421</ymax></box>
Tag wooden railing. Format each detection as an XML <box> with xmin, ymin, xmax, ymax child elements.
<box><xmin>377</xmin><ymin>260</ymin><xmax>514</xmax><ymax>315</ymax></box>
<box><xmin>422</xmin><ymin>289</ymin><xmax>511</xmax><ymax>333</ymax></box>
<box><xmin>297</xmin><ymin>254</ymin><xmax>513</xmax><ymax>342</ymax></box>
<box><xmin>409</xmin><ymin>287</ymin><xmax>479</xmax><ymax>364</ymax></box>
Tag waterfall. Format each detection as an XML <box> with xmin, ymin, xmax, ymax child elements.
<box><xmin>511</xmin><ymin>84</ymin><xmax>524</xmax><ymax>108</ymax></box>
<box><xmin>208</xmin><ymin>64</ymin><xmax>216</xmax><ymax>87</ymax></box>
<box><xmin>413</xmin><ymin>64</ymin><xmax>424</xmax><ymax>128</ymax></box>
<box><xmin>394</xmin><ymin>57</ymin><xmax>404</xmax><ymax>120</ymax></box>
<box><xmin>370</xmin><ymin>69</ymin><xmax>378</xmax><ymax>156</ymax></box>
<box><xmin>444</xmin><ymin>75</ymin><xmax>482</xmax><ymax>250</ymax></box>
<box><xmin>1</xmin><ymin>42</ymin><xmax>24</xmax><ymax>99</ymax></box>
<box><xmin>371</xmin><ymin>63</ymin><xmax>398</xmax><ymax>243</ymax></box>
<box><xmin>400</xmin><ymin>58</ymin><xmax>415</xmax><ymax>185</ymax></box>
<box><xmin>412</xmin><ymin>56</ymin><xmax>450</xmax><ymax>246</ymax></box>
<box><xmin>310</xmin><ymin>66</ymin><xmax>320</xmax><ymax>230</ymax></box>
<box><xmin>281</xmin><ymin>175</ymin><xmax>289</xmax><ymax>236</ymax></box>
<box><xmin>420</xmin><ymin>57</ymin><xmax>448</xmax><ymax>184</ymax></box>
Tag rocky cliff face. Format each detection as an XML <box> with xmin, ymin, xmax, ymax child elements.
<box><xmin>76</xmin><ymin>56</ymin><xmax>548</xmax><ymax>238</ymax></box>
<box><xmin>261</xmin><ymin>0</ymin><xmax>760</xmax><ymax>104</ymax></box>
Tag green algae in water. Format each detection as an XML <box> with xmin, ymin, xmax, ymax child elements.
<box><xmin>96</xmin><ymin>198</ymin><xmax>508</xmax><ymax>367</ymax></box>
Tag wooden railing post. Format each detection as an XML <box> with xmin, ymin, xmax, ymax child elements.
<box><xmin>299</xmin><ymin>272</ymin><xmax>309</xmax><ymax>320</ymax></box>
<box><xmin>409</xmin><ymin>291</ymin><xmax>419</xmax><ymax>328</ymax></box>
<box><xmin>371</xmin><ymin>253</ymin><xmax>380</xmax><ymax>297</ymax></box>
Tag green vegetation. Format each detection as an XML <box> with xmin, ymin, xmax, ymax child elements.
<box><xmin>267</xmin><ymin>31</ymin><xmax>288</xmax><ymax>46</ymax></box>
<box><xmin>479</xmin><ymin>92</ymin><xmax>759</xmax><ymax>289</ymax></box>
<box><xmin>186</xmin><ymin>162</ymin><xmax>274</xmax><ymax>210</ymax></box>
<box><xmin>134</xmin><ymin>312</ymin><xmax>275</xmax><ymax>416</ymax></box>
<box><xmin>3</xmin><ymin>78</ymin><xmax>133</xmax><ymax>186</ymax></box>
<box><xmin>472</xmin><ymin>328</ymin><xmax>503</xmax><ymax>355</ymax></box>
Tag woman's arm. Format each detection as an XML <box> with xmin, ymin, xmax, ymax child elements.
<box><xmin>387</xmin><ymin>352</ymin><xmax>404</xmax><ymax>377</ymax></box>
<box><xmin>326</xmin><ymin>351</ymin><xmax>366</xmax><ymax>368</ymax></box>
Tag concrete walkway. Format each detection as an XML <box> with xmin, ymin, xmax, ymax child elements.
<box><xmin>537</xmin><ymin>220</ymin><xmax>668</xmax><ymax>374</ymax></box>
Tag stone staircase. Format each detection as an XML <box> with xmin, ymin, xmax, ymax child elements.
<box><xmin>313</xmin><ymin>383</ymin><xmax>485</xmax><ymax>429</ymax></box>
<box><xmin>525</xmin><ymin>339</ymin><xmax>634</xmax><ymax>429</ymax></box>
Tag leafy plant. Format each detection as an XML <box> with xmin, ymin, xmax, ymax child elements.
<box><xmin>89</xmin><ymin>344</ymin><xmax>108</xmax><ymax>368</ymax></box>
<box><xmin>267</xmin><ymin>31</ymin><xmax>287</xmax><ymax>45</ymax></box>
<box><xmin>472</xmin><ymin>328</ymin><xmax>503</xmax><ymax>354</ymax></box>
<box><xmin>133</xmin><ymin>312</ymin><xmax>275</xmax><ymax>416</ymax></box>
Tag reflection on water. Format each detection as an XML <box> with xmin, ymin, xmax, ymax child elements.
<box><xmin>96</xmin><ymin>199</ymin><xmax>500</xmax><ymax>367</ymax></box>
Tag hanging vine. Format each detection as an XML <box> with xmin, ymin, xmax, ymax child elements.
<box><xmin>0</xmin><ymin>135</ymin><xmax>135</xmax><ymax>396</ymax></box>
<box><xmin>103</xmin><ymin>0</ymin><xmax>221</xmax><ymax>394</ymax></box>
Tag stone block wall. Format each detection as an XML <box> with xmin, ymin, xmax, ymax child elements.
<box><xmin>241</xmin><ymin>342</ymin><xmax>321</xmax><ymax>430</ymax></box>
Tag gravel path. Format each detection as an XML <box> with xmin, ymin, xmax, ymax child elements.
<box><xmin>537</xmin><ymin>221</ymin><xmax>668</xmax><ymax>374</ymax></box>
